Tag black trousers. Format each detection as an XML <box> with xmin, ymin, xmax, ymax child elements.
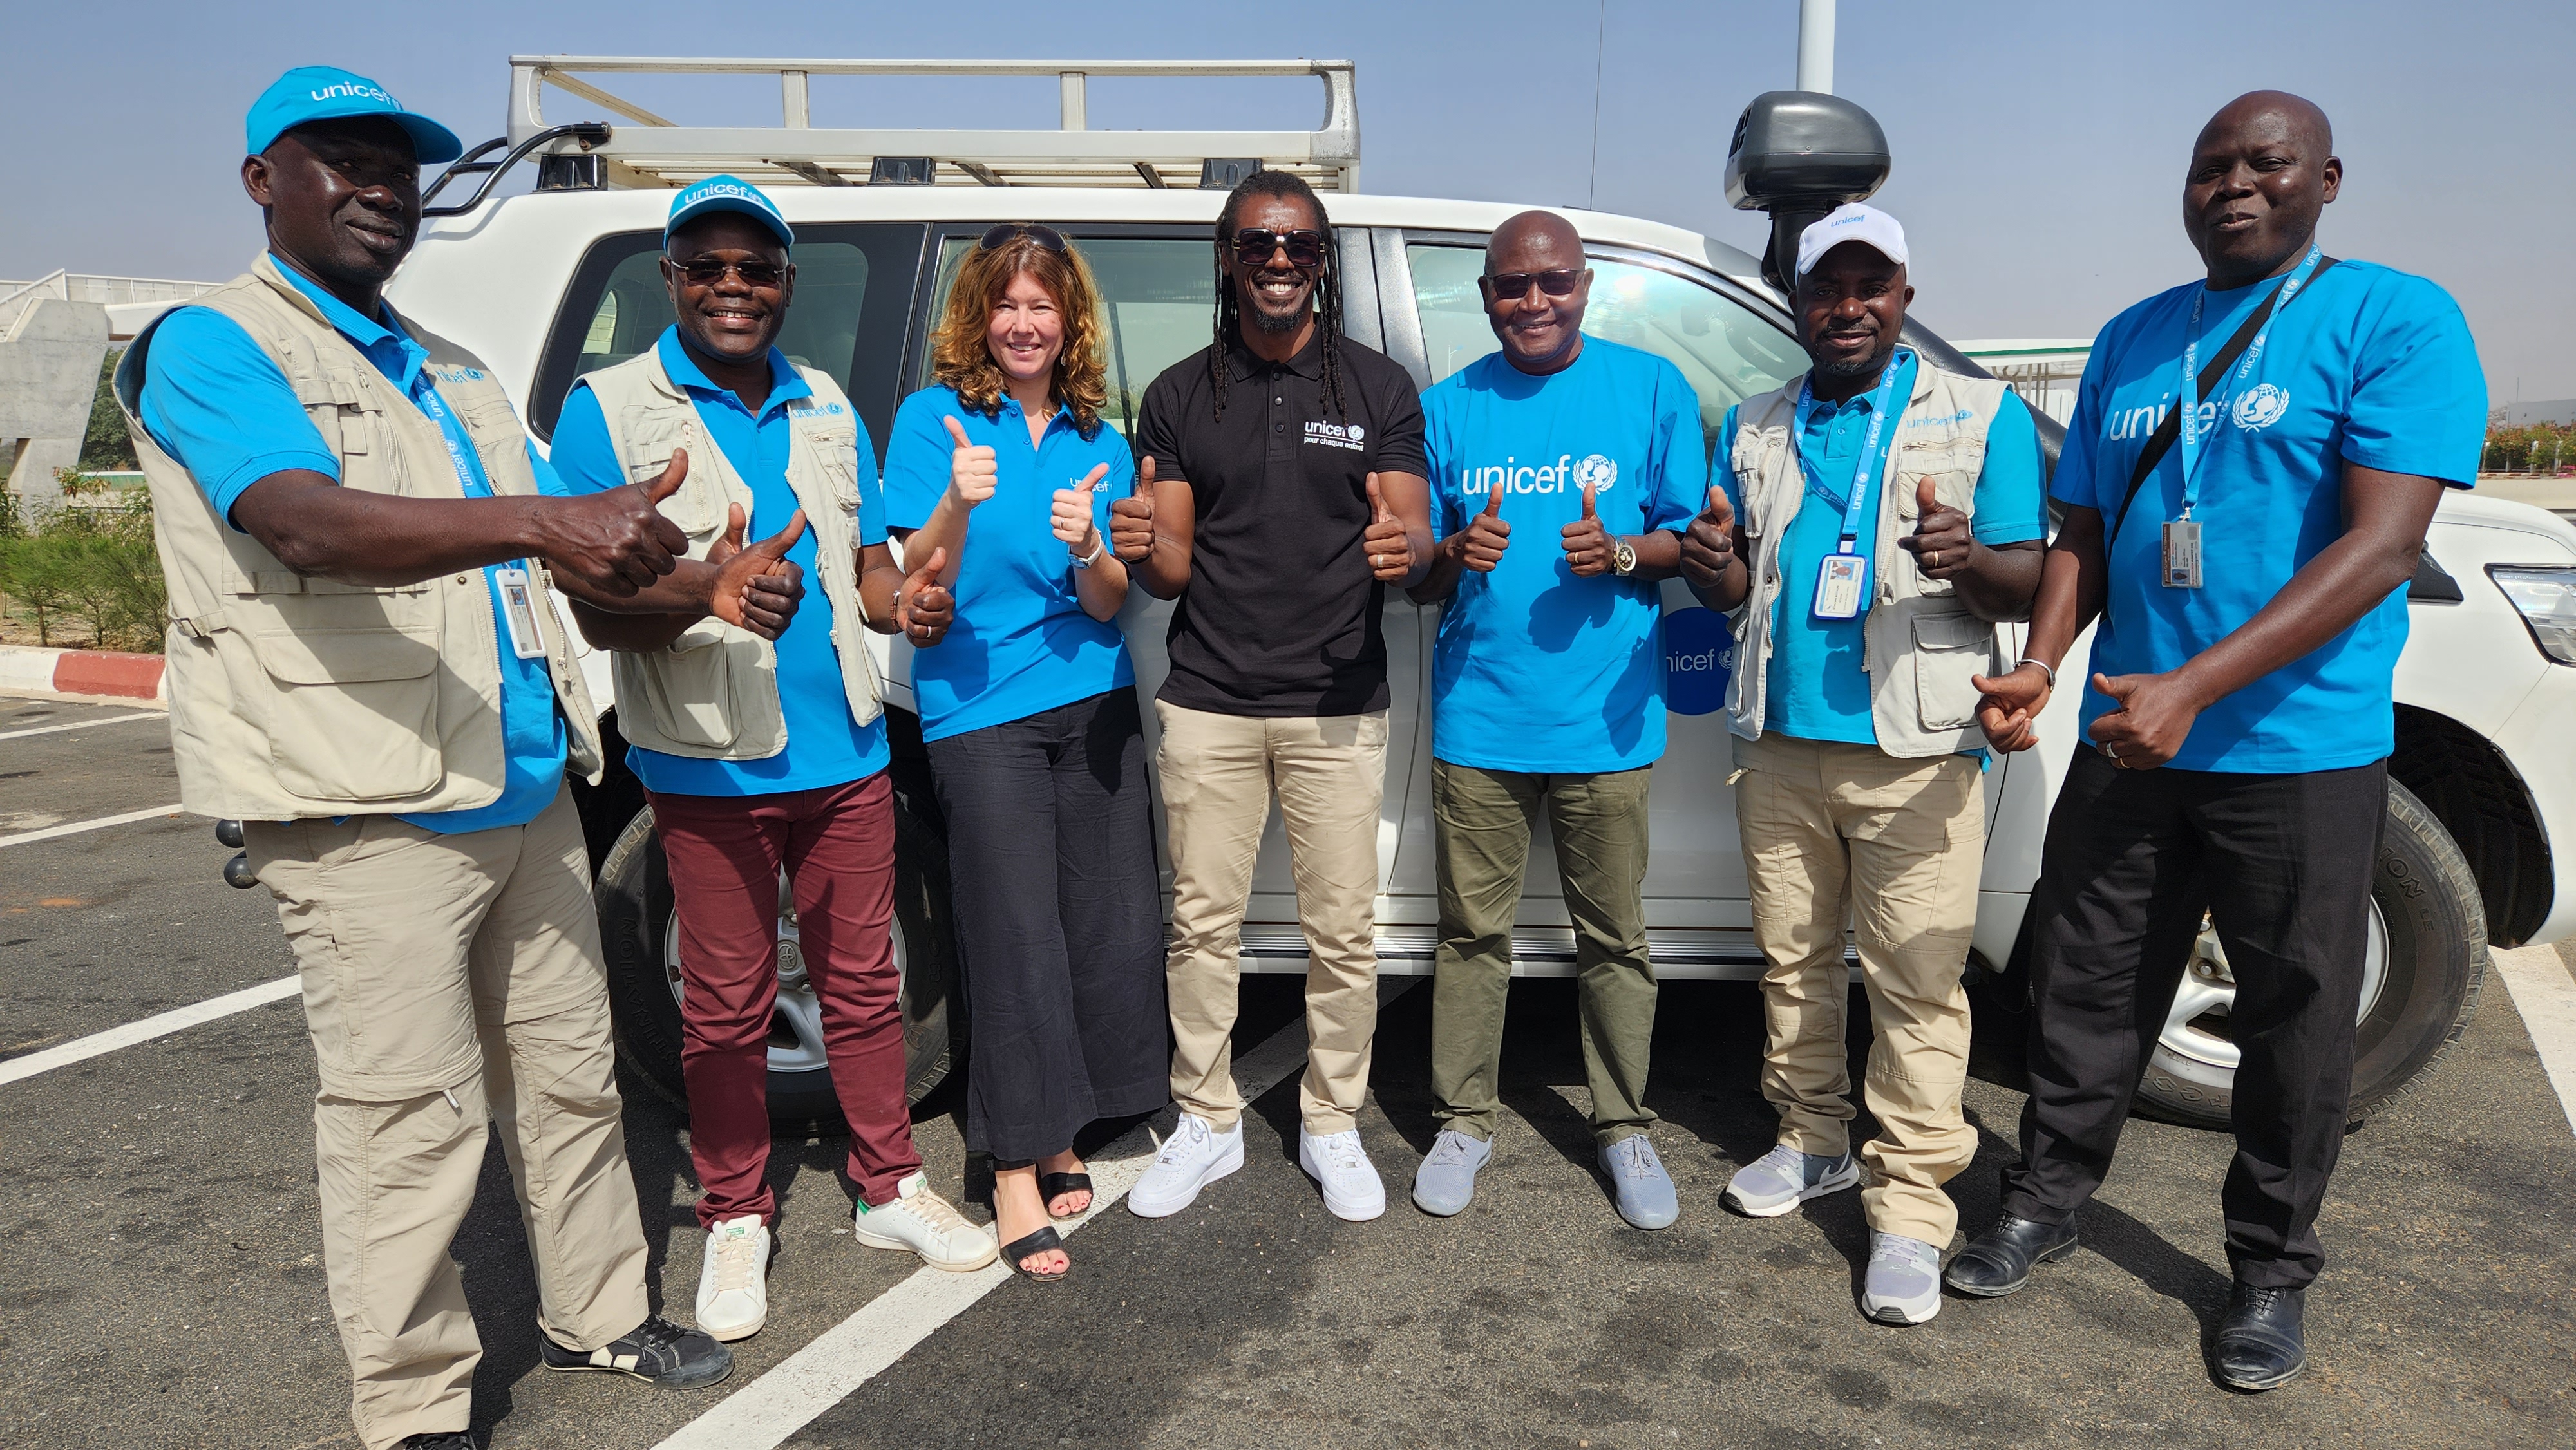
<box><xmin>927</xmin><ymin>687</ymin><xmax>1170</xmax><ymax>1162</ymax></box>
<box><xmin>2000</xmin><ymin>749</ymin><xmax>2386</xmax><ymax>1288</ymax></box>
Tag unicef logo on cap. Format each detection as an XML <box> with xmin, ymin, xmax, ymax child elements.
<box><xmin>1575</xmin><ymin>454</ymin><xmax>1618</xmax><ymax>491</ymax></box>
<box><xmin>2233</xmin><ymin>384</ymin><xmax>2291</xmax><ymax>431</ymax></box>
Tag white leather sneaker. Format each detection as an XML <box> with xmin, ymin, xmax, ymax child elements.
<box><xmin>1298</xmin><ymin>1126</ymin><xmax>1387</xmax><ymax>1221</ymax></box>
<box><xmin>693</xmin><ymin>1214</ymin><xmax>771</xmax><ymax>1342</ymax></box>
<box><xmin>851</xmin><ymin>1172</ymin><xmax>999</xmax><ymax>1272</ymax></box>
<box><xmin>1128</xmin><ymin>1112</ymin><xmax>1245</xmax><ymax>1219</ymax></box>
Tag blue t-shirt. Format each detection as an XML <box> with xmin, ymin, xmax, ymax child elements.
<box><xmin>880</xmin><ymin>384</ymin><xmax>1135</xmax><ymax>743</ymax></box>
<box><xmin>551</xmin><ymin>327</ymin><xmax>891</xmax><ymax>796</ymax></box>
<box><xmin>1721</xmin><ymin>352</ymin><xmax>2049</xmax><ymax>746</ymax></box>
<box><xmin>137</xmin><ymin>259</ymin><xmax>569</xmax><ymax>834</ymax></box>
<box><xmin>1423</xmin><ymin>338</ymin><xmax>1705</xmax><ymax>773</ymax></box>
<box><xmin>2050</xmin><ymin>259</ymin><xmax>2485</xmax><ymax>773</ymax></box>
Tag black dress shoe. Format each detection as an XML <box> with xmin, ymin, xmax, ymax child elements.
<box><xmin>2213</xmin><ymin>1282</ymin><xmax>2307</xmax><ymax>1391</ymax></box>
<box><xmin>1941</xmin><ymin>1212</ymin><xmax>2079</xmax><ymax>1297</ymax></box>
<box><xmin>400</xmin><ymin>1434</ymin><xmax>475</xmax><ymax>1449</ymax></box>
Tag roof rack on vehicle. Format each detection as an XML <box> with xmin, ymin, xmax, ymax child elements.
<box><xmin>489</xmin><ymin>55</ymin><xmax>1360</xmax><ymax>196</ymax></box>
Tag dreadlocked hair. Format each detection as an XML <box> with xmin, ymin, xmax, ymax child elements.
<box><xmin>1211</xmin><ymin>169</ymin><xmax>1346</xmax><ymax>424</ymax></box>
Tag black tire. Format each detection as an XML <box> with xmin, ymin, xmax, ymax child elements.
<box><xmin>594</xmin><ymin>797</ymin><xmax>961</xmax><ymax>1132</ymax></box>
<box><xmin>2136</xmin><ymin>779</ymin><xmax>2487</xmax><ymax>1129</ymax></box>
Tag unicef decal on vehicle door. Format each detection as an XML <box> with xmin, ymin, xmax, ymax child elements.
<box><xmin>1662</xmin><ymin>607</ymin><xmax>1733</xmax><ymax>717</ymax></box>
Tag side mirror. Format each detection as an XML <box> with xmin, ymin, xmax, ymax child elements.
<box><xmin>1723</xmin><ymin>91</ymin><xmax>1892</xmax><ymax>294</ymax></box>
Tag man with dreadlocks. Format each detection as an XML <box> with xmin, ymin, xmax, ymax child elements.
<box><xmin>1115</xmin><ymin>170</ymin><xmax>1432</xmax><ymax>1223</ymax></box>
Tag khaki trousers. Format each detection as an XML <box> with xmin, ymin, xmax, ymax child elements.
<box><xmin>1430</xmin><ymin>760</ymin><xmax>1658</xmax><ymax>1146</ymax></box>
<box><xmin>245</xmin><ymin>786</ymin><xmax>650</xmax><ymax>1450</ymax></box>
<box><xmin>1734</xmin><ymin>733</ymin><xmax>1982</xmax><ymax>1246</ymax></box>
<box><xmin>1157</xmin><ymin>702</ymin><xmax>1387</xmax><ymax>1134</ymax></box>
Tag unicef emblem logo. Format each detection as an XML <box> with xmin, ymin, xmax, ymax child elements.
<box><xmin>1574</xmin><ymin>453</ymin><xmax>1618</xmax><ymax>491</ymax></box>
<box><xmin>1346</xmin><ymin>424</ymin><xmax>1365</xmax><ymax>444</ymax></box>
<box><xmin>2233</xmin><ymin>384</ymin><xmax>2291</xmax><ymax>431</ymax></box>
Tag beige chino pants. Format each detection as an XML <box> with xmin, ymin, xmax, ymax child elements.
<box><xmin>245</xmin><ymin>786</ymin><xmax>650</xmax><ymax>1450</ymax></box>
<box><xmin>1157</xmin><ymin>702</ymin><xmax>1387</xmax><ymax>1135</ymax></box>
<box><xmin>1733</xmin><ymin>732</ymin><xmax>1982</xmax><ymax>1246</ymax></box>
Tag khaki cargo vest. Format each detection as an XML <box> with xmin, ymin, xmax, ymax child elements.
<box><xmin>113</xmin><ymin>256</ymin><xmax>602</xmax><ymax>821</ymax></box>
<box><xmin>572</xmin><ymin>348</ymin><xmax>881</xmax><ymax>760</ymax></box>
<box><xmin>1723</xmin><ymin>361</ymin><xmax>2019</xmax><ymax>758</ymax></box>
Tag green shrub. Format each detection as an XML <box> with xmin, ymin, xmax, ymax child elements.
<box><xmin>0</xmin><ymin>472</ymin><xmax>165</xmax><ymax>651</ymax></box>
<box><xmin>80</xmin><ymin>348</ymin><xmax>138</xmax><ymax>473</ymax></box>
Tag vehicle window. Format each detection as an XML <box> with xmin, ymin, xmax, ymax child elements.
<box><xmin>914</xmin><ymin>233</ymin><xmax>1214</xmax><ymax>444</ymax></box>
<box><xmin>530</xmin><ymin>223</ymin><xmax>925</xmax><ymax>464</ymax></box>
<box><xmin>1406</xmin><ymin>243</ymin><xmax>1806</xmax><ymax>456</ymax></box>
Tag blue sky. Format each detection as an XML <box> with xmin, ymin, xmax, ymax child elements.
<box><xmin>8</xmin><ymin>1</ymin><xmax>2568</xmax><ymax>401</ymax></box>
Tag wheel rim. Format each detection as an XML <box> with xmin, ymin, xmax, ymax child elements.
<box><xmin>665</xmin><ymin>869</ymin><xmax>909</xmax><ymax>1076</ymax></box>
<box><xmin>2157</xmin><ymin>901</ymin><xmax>2389</xmax><ymax>1073</ymax></box>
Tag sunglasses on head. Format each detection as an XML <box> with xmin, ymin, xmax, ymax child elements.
<box><xmin>1480</xmin><ymin>269</ymin><xmax>1585</xmax><ymax>303</ymax></box>
<box><xmin>980</xmin><ymin>223</ymin><xmax>1068</xmax><ymax>253</ymax></box>
<box><xmin>1231</xmin><ymin>227</ymin><xmax>1328</xmax><ymax>270</ymax></box>
<box><xmin>672</xmin><ymin>258</ymin><xmax>786</xmax><ymax>288</ymax></box>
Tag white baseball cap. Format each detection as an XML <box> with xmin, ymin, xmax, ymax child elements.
<box><xmin>1795</xmin><ymin>203</ymin><xmax>1908</xmax><ymax>279</ymax></box>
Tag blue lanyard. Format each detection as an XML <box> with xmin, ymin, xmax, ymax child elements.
<box><xmin>2175</xmin><ymin>245</ymin><xmax>2320</xmax><ymax>518</ymax></box>
<box><xmin>1793</xmin><ymin>348</ymin><xmax>1909</xmax><ymax>556</ymax></box>
<box><xmin>408</xmin><ymin>380</ymin><xmax>491</xmax><ymax>500</ymax></box>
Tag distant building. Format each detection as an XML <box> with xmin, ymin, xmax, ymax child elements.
<box><xmin>2496</xmin><ymin>400</ymin><xmax>2576</xmax><ymax>428</ymax></box>
<box><xmin>1955</xmin><ymin>339</ymin><xmax>2090</xmax><ymax>424</ymax></box>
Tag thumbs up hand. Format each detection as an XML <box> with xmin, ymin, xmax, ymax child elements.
<box><xmin>539</xmin><ymin>444</ymin><xmax>692</xmax><ymax>594</ymax></box>
<box><xmin>1970</xmin><ymin>661</ymin><xmax>2051</xmax><ymax>754</ymax></box>
<box><xmin>1679</xmin><ymin>485</ymin><xmax>1738</xmax><ymax>591</ymax></box>
<box><xmin>1053</xmin><ymin>462</ymin><xmax>1109</xmax><ymax>558</ymax></box>
<box><xmin>1897</xmin><ymin>475</ymin><xmax>1975</xmax><ymax>581</ymax></box>
<box><xmin>2083</xmin><ymin>668</ymin><xmax>2200</xmax><ymax>769</ymax></box>
<box><xmin>895</xmin><ymin>544</ymin><xmax>954</xmax><ymax>646</ymax></box>
<box><xmin>1109</xmin><ymin>455</ymin><xmax>1157</xmax><ymax>563</ymax></box>
<box><xmin>1446</xmin><ymin>473</ymin><xmax>1512</xmax><ymax>573</ymax></box>
<box><xmin>709</xmin><ymin>507</ymin><xmax>808</xmax><ymax>641</ymax></box>
<box><xmin>1362</xmin><ymin>472</ymin><xmax>1414</xmax><ymax>582</ymax></box>
<box><xmin>943</xmin><ymin>417</ymin><xmax>998</xmax><ymax>509</ymax></box>
<box><xmin>1561</xmin><ymin>478</ymin><xmax>1615</xmax><ymax>576</ymax></box>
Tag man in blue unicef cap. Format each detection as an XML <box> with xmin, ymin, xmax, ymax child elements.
<box><xmin>111</xmin><ymin>66</ymin><xmax>791</xmax><ymax>1450</ymax></box>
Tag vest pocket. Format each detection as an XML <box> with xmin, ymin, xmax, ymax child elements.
<box><xmin>1909</xmin><ymin>611</ymin><xmax>1994</xmax><ymax>732</ymax></box>
<box><xmin>632</xmin><ymin>621</ymin><xmax>753</xmax><ymax>750</ymax></box>
<box><xmin>242</xmin><ymin>624</ymin><xmax>444</xmax><ymax>800</ymax></box>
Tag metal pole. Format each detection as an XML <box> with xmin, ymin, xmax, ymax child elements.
<box><xmin>1798</xmin><ymin>0</ymin><xmax>1836</xmax><ymax>93</ymax></box>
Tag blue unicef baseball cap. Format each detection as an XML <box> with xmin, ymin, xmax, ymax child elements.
<box><xmin>665</xmin><ymin>176</ymin><xmax>795</xmax><ymax>249</ymax></box>
<box><xmin>245</xmin><ymin>66</ymin><xmax>463</xmax><ymax>164</ymax></box>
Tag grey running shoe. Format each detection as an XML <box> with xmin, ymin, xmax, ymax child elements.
<box><xmin>1410</xmin><ymin>1128</ymin><xmax>1495</xmax><ymax>1216</ymax></box>
<box><xmin>1597</xmin><ymin>1135</ymin><xmax>1678</xmax><ymax>1230</ymax></box>
<box><xmin>1860</xmin><ymin>1231</ymin><xmax>1944</xmax><ymax>1326</ymax></box>
<box><xmin>1723</xmin><ymin>1142</ymin><xmax>1861</xmax><ymax>1218</ymax></box>
<box><xmin>540</xmin><ymin>1312</ymin><xmax>732</xmax><ymax>1389</ymax></box>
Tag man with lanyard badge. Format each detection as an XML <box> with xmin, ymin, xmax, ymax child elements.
<box><xmin>1678</xmin><ymin>203</ymin><xmax>2047</xmax><ymax>1326</ymax></box>
<box><xmin>1953</xmin><ymin>93</ymin><xmax>2485</xmax><ymax>1390</ymax></box>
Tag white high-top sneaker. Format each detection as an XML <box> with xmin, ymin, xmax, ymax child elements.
<box><xmin>851</xmin><ymin>1172</ymin><xmax>999</xmax><ymax>1272</ymax></box>
<box><xmin>1128</xmin><ymin>1112</ymin><xmax>1245</xmax><ymax>1218</ymax></box>
<box><xmin>694</xmin><ymin>1214</ymin><xmax>771</xmax><ymax>1342</ymax></box>
<box><xmin>1298</xmin><ymin>1126</ymin><xmax>1387</xmax><ymax>1221</ymax></box>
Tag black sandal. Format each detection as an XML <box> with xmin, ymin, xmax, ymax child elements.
<box><xmin>1038</xmin><ymin>1172</ymin><xmax>1094</xmax><ymax>1219</ymax></box>
<box><xmin>1001</xmin><ymin>1225</ymin><xmax>1068</xmax><ymax>1282</ymax></box>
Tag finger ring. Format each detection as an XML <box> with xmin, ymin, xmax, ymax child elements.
<box><xmin>1928</xmin><ymin>549</ymin><xmax>1940</xmax><ymax>569</ymax></box>
<box><xmin>2100</xmin><ymin>742</ymin><xmax>2119</xmax><ymax>760</ymax></box>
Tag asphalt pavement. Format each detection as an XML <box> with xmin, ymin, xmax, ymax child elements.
<box><xmin>3</xmin><ymin>691</ymin><xmax>2572</xmax><ymax>1450</ymax></box>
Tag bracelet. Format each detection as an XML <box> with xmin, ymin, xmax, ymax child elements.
<box><xmin>2016</xmin><ymin>657</ymin><xmax>2057</xmax><ymax>688</ymax></box>
<box><xmin>1073</xmin><ymin>536</ymin><xmax>1104</xmax><ymax>570</ymax></box>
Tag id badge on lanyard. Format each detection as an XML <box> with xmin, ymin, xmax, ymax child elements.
<box><xmin>2166</xmin><ymin>247</ymin><xmax>2320</xmax><ymax>590</ymax></box>
<box><xmin>417</xmin><ymin>378</ymin><xmax>547</xmax><ymax>659</ymax></box>
<box><xmin>1797</xmin><ymin>353</ymin><xmax>1906</xmax><ymax>621</ymax></box>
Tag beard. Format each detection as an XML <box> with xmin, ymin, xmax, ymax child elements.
<box><xmin>1814</xmin><ymin>335</ymin><xmax>1891</xmax><ymax>379</ymax></box>
<box><xmin>1249</xmin><ymin>299</ymin><xmax>1303</xmax><ymax>335</ymax></box>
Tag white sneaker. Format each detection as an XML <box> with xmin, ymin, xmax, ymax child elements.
<box><xmin>851</xmin><ymin>1172</ymin><xmax>999</xmax><ymax>1272</ymax></box>
<box><xmin>1298</xmin><ymin>1126</ymin><xmax>1387</xmax><ymax>1221</ymax></box>
<box><xmin>693</xmin><ymin>1214</ymin><xmax>771</xmax><ymax>1342</ymax></box>
<box><xmin>1129</xmin><ymin>1112</ymin><xmax>1245</xmax><ymax>1219</ymax></box>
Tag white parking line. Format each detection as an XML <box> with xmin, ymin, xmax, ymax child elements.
<box><xmin>653</xmin><ymin>978</ymin><xmax>1419</xmax><ymax>1450</ymax></box>
<box><xmin>2489</xmin><ymin>944</ymin><xmax>2576</xmax><ymax>1135</ymax></box>
<box><xmin>0</xmin><ymin>804</ymin><xmax>186</xmax><ymax>849</ymax></box>
<box><xmin>0</xmin><ymin>974</ymin><xmax>299</xmax><ymax>1088</ymax></box>
<box><xmin>0</xmin><ymin>710</ymin><xmax>164</xmax><ymax>742</ymax></box>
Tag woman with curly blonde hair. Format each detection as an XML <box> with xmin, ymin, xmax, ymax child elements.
<box><xmin>882</xmin><ymin>225</ymin><xmax>1166</xmax><ymax>1281</ymax></box>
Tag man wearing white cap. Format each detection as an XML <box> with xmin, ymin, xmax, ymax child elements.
<box><xmin>1677</xmin><ymin>202</ymin><xmax>2047</xmax><ymax>1324</ymax></box>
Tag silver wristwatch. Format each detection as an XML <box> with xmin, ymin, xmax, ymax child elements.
<box><xmin>1611</xmin><ymin>538</ymin><xmax>1638</xmax><ymax>577</ymax></box>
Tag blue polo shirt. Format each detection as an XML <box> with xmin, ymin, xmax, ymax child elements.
<box><xmin>1423</xmin><ymin>338</ymin><xmax>1705</xmax><ymax>773</ymax></box>
<box><xmin>880</xmin><ymin>384</ymin><xmax>1134</xmax><ymax>742</ymax></box>
<box><xmin>551</xmin><ymin>326</ymin><xmax>891</xmax><ymax>796</ymax></box>
<box><xmin>1719</xmin><ymin>353</ymin><xmax>2047</xmax><ymax>747</ymax></box>
<box><xmin>135</xmin><ymin>258</ymin><xmax>569</xmax><ymax>834</ymax></box>
<box><xmin>2051</xmin><ymin>260</ymin><xmax>2485</xmax><ymax>773</ymax></box>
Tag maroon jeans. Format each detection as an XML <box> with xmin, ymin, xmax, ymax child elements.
<box><xmin>651</xmin><ymin>773</ymin><xmax>920</xmax><ymax>1225</ymax></box>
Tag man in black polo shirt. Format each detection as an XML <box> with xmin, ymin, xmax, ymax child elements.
<box><xmin>1113</xmin><ymin>171</ymin><xmax>1432</xmax><ymax>1223</ymax></box>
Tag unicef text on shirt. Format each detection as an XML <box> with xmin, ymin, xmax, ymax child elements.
<box><xmin>2104</xmin><ymin>390</ymin><xmax>2295</xmax><ymax>443</ymax></box>
<box><xmin>1461</xmin><ymin>453</ymin><xmax>1619</xmax><ymax>498</ymax></box>
<box><xmin>1302</xmin><ymin>420</ymin><xmax>1365</xmax><ymax>451</ymax></box>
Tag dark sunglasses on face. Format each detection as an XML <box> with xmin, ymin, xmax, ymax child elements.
<box><xmin>1481</xmin><ymin>269</ymin><xmax>1585</xmax><ymax>303</ymax></box>
<box><xmin>673</xmin><ymin>258</ymin><xmax>786</xmax><ymax>288</ymax></box>
<box><xmin>980</xmin><ymin>223</ymin><xmax>1068</xmax><ymax>253</ymax></box>
<box><xmin>1231</xmin><ymin>227</ymin><xmax>1328</xmax><ymax>269</ymax></box>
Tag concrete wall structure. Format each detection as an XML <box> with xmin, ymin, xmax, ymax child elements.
<box><xmin>0</xmin><ymin>295</ymin><xmax>111</xmax><ymax>520</ymax></box>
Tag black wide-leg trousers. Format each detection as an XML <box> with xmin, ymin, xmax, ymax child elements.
<box><xmin>2000</xmin><ymin>749</ymin><xmax>2386</xmax><ymax>1288</ymax></box>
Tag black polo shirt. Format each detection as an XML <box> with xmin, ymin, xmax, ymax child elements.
<box><xmin>1136</xmin><ymin>330</ymin><xmax>1427</xmax><ymax>717</ymax></box>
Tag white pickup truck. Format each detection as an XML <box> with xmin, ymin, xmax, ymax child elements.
<box><xmin>370</xmin><ymin>57</ymin><xmax>2576</xmax><ymax>1134</ymax></box>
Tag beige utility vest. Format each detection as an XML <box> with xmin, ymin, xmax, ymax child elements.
<box><xmin>113</xmin><ymin>256</ymin><xmax>602</xmax><ymax>821</ymax></box>
<box><xmin>1723</xmin><ymin>361</ymin><xmax>2018</xmax><ymax>758</ymax></box>
<box><xmin>573</xmin><ymin>348</ymin><xmax>881</xmax><ymax>760</ymax></box>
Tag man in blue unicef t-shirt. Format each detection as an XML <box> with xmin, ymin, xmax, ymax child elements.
<box><xmin>1952</xmin><ymin>93</ymin><xmax>2486</xmax><ymax>1391</ymax></box>
<box><xmin>1405</xmin><ymin>211</ymin><xmax>1703</xmax><ymax>1231</ymax></box>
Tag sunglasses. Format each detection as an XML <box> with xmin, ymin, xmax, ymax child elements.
<box><xmin>1480</xmin><ymin>269</ymin><xmax>1586</xmax><ymax>303</ymax></box>
<box><xmin>672</xmin><ymin>258</ymin><xmax>786</xmax><ymax>288</ymax></box>
<box><xmin>980</xmin><ymin>223</ymin><xmax>1068</xmax><ymax>253</ymax></box>
<box><xmin>1231</xmin><ymin>227</ymin><xmax>1328</xmax><ymax>269</ymax></box>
